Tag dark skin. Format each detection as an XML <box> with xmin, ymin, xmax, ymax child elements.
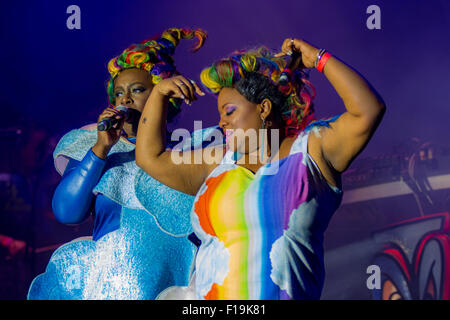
<box><xmin>218</xmin><ymin>88</ymin><xmax>287</xmax><ymax>173</ymax></box>
<box><xmin>136</xmin><ymin>37</ymin><xmax>386</xmax><ymax>195</ymax></box>
<box><xmin>92</xmin><ymin>68</ymin><xmax>154</xmax><ymax>159</ymax></box>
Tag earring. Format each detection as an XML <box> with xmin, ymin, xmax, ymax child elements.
<box><xmin>260</xmin><ymin>119</ymin><xmax>266</xmax><ymax>161</ymax></box>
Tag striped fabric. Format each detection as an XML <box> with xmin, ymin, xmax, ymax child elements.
<box><xmin>191</xmin><ymin>121</ymin><xmax>344</xmax><ymax>300</ymax></box>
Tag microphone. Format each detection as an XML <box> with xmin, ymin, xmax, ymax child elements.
<box><xmin>97</xmin><ymin>105</ymin><xmax>129</xmax><ymax>131</ymax></box>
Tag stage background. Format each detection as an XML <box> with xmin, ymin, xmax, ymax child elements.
<box><xmin>1</xmin><ymin>0</ymin><xmax>449</xmax><ymax>299</ymax></box>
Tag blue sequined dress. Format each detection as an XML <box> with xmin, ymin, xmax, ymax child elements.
<box><xmin>27</xmin><ymin>125</ymin><xmax>221</xmax><ymax>300</ymax></box>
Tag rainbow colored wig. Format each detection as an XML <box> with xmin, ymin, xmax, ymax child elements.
<box><xmin>107</xmin><ymin>28</ymin><xmax>206</xmax><ymax>117</ymax></box>
<box><xmin>200</xmin><ymin>47</ymin><xmax>316</xmax><ymax>136</ymax></box>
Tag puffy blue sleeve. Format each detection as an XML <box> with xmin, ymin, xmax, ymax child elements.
<box><xmin>52</xmin><ymin>149</ymin><xmax>105</xmax><ymax>225</ymax></box>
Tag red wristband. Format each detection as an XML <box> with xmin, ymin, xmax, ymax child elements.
<box><xmin>316</xmin><ymin>52</ymin><xmax>332</xmax><ymax>73</ymax></box>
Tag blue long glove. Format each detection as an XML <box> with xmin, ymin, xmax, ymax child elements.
<box><xmin>52</xmin><ymin>148</ymin><xmax>105</xmax><ymax>224</ymax></box>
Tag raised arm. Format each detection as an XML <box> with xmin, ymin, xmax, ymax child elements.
<box><xmin>135</xmin><ymin>75</ymin><xmax>224</xmax><ymax>195</ymax></box>
<box><xmin>279</xmin><ymin>38</ymin><xmax>386</xmax><ymax>173</ymax></box>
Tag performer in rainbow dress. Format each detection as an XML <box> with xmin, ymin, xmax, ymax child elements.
<box><xmin>136</xmin><ymin>37</ymin><xmax>386</xmax><ymax>299</ymax></box>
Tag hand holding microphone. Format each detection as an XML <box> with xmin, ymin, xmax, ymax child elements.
<box><xmin>92</xmin><ymin>105</ymin><xmax>129</xmax><ymax>159</ymax></box>
<box><xmin>97</xmin><ymin>105</ymin><xmax>129</xmax><ymax>131</ymax></box>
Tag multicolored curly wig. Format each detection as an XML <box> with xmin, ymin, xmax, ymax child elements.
<box><xmin>200</xmin><ymin>47</ymin><xmax>316</xmax><ymax>136</ymax></box>
<box><xmin>107</xmin><ymin>27</ymin><xmax>206</xmax><ymax>120</ymax></box>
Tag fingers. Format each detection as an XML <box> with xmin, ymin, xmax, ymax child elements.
<box><xmin>174</xmin><ymin>77</ymin><xmax>195</xmax><ymax>104</ymax></box>
<box><xmin>98</xmin><ymin>108</ymin><xmax>123</xmax><ymax>122</ymax></box>
<box><xmin>95</xmin><ymin>107</ymin><xmax>124</xmax><ymax>146</ymax></box>
<box><xmin>275</xmin><ymin>38</ymin><xmax>302</xmax><ymax>57</ymax></box>
<box><xmin>274</xmin><ymin>39</ymin><xmax>292</xmax><ymax>58</ymax></box>
<box><xmin>112</xmin><ymin>116</ymin><xmax>125</xmax><ymax>131</ymax></box>
<box><xmin>172</xmin><ymin>76</ymin><xmax>205</xmax><ymax>105</ymax></box>
<box><xmin>168</xmin><ymin>83</ymin><xmax>187</xmax><ymax>102</ymax></box>
<box><xmin>191</xmin><ymin>80</ymin><xmax>206</xmax><ymax>97</ymax></box>
<box><xmin>157</xmin><ymin>75</ymin><xmax>206</xmax><ymax>105</ymax></box>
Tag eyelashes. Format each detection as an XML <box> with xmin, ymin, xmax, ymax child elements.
<box><xmin>133</xmin><ymin>87</ymin><xmax>146</xmax><ymax>93</ymax></box>
<box><xmin>114</xmin><ymin>86</ymin><xmax>147</xmax><ymax>97</ymax></box>
<box><xmin>225</xmin><ymin>105</ymin><xmax>237</xmax><ymax>116</ymax></box>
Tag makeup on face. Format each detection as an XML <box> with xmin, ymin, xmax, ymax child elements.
<box><xmin>114</xmin><ymin>82</ymin><xmax>148</xmax><ymax>96</ymax></box>
<box><xmin>113</xmin><ymin>69</ymin><xmax>154</xmax><ymax>111</ymax></box>
<box><xmin>218</xmin><ymin>87</ymin><xmax>261</xmax><ymax>151</ymax></box>
<box><xmin>224</xmin><ymin>105</ymin><xmax>237</xmax><ymax>116</ymax></box>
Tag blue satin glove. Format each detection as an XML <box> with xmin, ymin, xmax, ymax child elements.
<box><xmin>52</xmin><ymin>148</ymin><xmax>105</xmax><ymax>225</ymax></box>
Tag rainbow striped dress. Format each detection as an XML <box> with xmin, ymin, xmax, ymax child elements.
<box><xmin>191</xmin><ymin>119</ymin><xmax>343</xmax><ymax>300</ymax></box>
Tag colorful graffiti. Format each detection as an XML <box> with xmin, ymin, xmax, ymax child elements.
<box><xmin>371</xmin><ymin>212</ymin><xmax>450</xmax><ymax>300</ymax></box>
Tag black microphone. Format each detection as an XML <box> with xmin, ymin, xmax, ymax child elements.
<box><xmin>97</xmin><ymin>105</ymin><xmax>129</xmax><ymax>131</ymax></box>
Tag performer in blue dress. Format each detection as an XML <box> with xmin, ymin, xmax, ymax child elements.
<box><xmin>27</xmin><ymin>28</ymin><xmax>221</xmax><ymax>299</ymax></box>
